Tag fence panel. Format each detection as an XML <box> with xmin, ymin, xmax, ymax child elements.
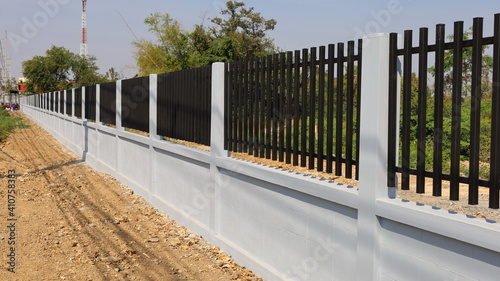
<box><xmin>157</xmin><ymin>66</ymin><xmax>212</xmax><ymax>146</ymax></box>
<box><xmin>59</xmin><ymin>91</ymin><xmax>64</xmax><ymax>113</ymax></box>
<box><xmin>74</xmin><ymin>88</ymin><xmax>82</xmax><ymax>118</ymax></box>
<box><xmin>388</xmin><ymin>14</ymin><xmax>500</xmax><ymax>209</ymax></box>
<box><xmin>226</xmin><ymin>41</ymin><xmax>363</xmax><ymax>179</ymax></box>
<box><xmin>121</xmin><ymin>76</ymin><xmax>150</xmax><ymax>133</ymax></box>
<box><xmin>66</xmin><ymin>90</ymin><xmax>73</xmax><ymax>116</ymax></box>
<box><xmin>85</xmin><ymin>85</ymin><xmax>97</xmax><ymax>122</ymax></box>
<box><xmin>100</xmin><ymin>81</ymin><xmax>116</xmax><ymax>125</ymax></box>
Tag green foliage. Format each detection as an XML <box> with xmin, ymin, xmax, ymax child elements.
<box><xmin>133</xmin><ymin>1</ymin><xmax>277</xmax><ymax>76</ymax></box>
<box><xmin>0</xmin><ymin>109</ymin><xmax>28</xmax><ymax>143</ymax></box>
<box><xmin>22</xmin><ymin>46</ymin><xmax>110</xmax><ymax>93</ymax></box>
<box><xmin>428</xmin><ymin>28</ymin><xmax>493</xmax><ymax>97</ymax></box>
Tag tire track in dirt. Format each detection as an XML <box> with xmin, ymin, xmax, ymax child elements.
<box><xmin>0</xmin><ymin>111</ymin><xmax>262</xmax><ymax>281</ymax></box>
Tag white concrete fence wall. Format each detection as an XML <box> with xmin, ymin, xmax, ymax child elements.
<box><xmin>20</xmin><ymin>34</ymin><xmax>500</xmax><ymax>281</ymax></box>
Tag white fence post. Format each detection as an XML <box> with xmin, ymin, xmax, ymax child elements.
<box><xmin>71</xmin><ymin>89</ymin><xmax>75</xmax><ymax>117</ymax></box>
<box><xmin>63</xmin><ymin>90</ymin><xmax>67</xmax><ymax>115</ymax></box>
<box><xmin>210</xmin><ymin>62</ymin><xmax>229</xmax><ymax>235</ymax></box>
<box><xmin>116</xmin><ymin>80</ymin><xmax>123</xmax><ymax>130</ymax></box>
<box><xmin>149</xmin><ymin>74</ymin><xmax>158</xmax><ymax>139</ymax></box>
<box><xmin>96</xmin><ymin>85</ymin><xmax>101</xmax><ymax>124</ymax></box>
<box><xmin>82</xmin><ymin>86</ymin><xmax>86</xmax><ymax>120</ymax></box>
<box><xmin>356</xmin><ymin>33</ymin><xmax>391</xmax><ymax>281</ymax></box>
<box><xmin>149</xmin><ymin>74</ymin><xmax>158</xmax><ymax>200</ymax></box>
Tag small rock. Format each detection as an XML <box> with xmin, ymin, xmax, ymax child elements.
<box><xmin>88</xmin><ymin>223</ymin><xmax>96</xmax><ymax>228</ymax></box>
<box><xmin>147</xmin><ymin>238</ymin><xmax>160</xmax><ymax>243</ymax></box>
<box><xmin>104</xmin><ymin>256</ymin><xmax>120</xmax><ymax>262</ymax></box>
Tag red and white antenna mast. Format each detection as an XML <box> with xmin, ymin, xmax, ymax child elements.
<box><xmin>80</xmin><ymin>0</ymin><xmax>88</xmax><ymax>57</ymax></box>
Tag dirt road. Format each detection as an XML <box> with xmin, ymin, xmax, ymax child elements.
<box><xmin>0</xmin><ymin>111</ymin><xmax>261</xmax><ymax>281</ymax></box>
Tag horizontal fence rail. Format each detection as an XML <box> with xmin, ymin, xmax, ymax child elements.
<box><xmin>226</xmin><ymin>41</ymin><xmax>362</xmax><ymax>180</ymax></box>
<box><xmin>388</xmin><ymin>14</ymin><xmax>500</xmax><ymax>209</ymax></box>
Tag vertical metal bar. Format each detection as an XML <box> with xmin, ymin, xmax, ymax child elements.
<box><xmin>355</xmin><ymin>39</ymin><xmax>362</xmax><ymax>180</ymax></box>
<box><xmin>301</xmin><ymin>48</ymin><xmax>309</xmax><ymax>167</ymax></box>
<box><xmin>388</xmin><ymin>33</ymin><xmax>398</xmax><ymax>188</ymax></box>
<box><xmin>293</xmin><ymin>50</ymin><xmax>301</xmax><ymax>165</ymax></box>
<box><xmin>309</xmin><ymin>47</ymin><xmax>317</xmax><ymax>169</ymax></box>
<box><xmin>402</xmin><ymin>30</ymin><xmax>413</xmax><ymax>190</ymax></box>
<box><xmin>469</xmin><ymin>17</ymin><xmax>483</xmax><ymax>205</ymax></box>
<box><xmin>238</xmin><ymin>61</ymin><xmax>244</xmax><ymax>152</ymax></box>
<box><xmin>336</xmin><ymin>43</ymin><xmax>345</xmax><ymax>176</ymax></box>
<box><xmin>433</xmin><ymin>24</ymin><xmax>445</xmax><ymax>197</ymax></box>
<box><xmin>260</xmin><ymin>56</ymin><xmax>266</xmax><ymax>158</ymax></box>
<box><xmin>489</xmin><ymin>13</ymin><xmax>500</xmax><ymax>209</ymax></box>
<box><xmin>317</xmin><ymin>46</ymin><xmax>326</xmax><ymax>172</ymax></box>
<box><xmin>243</xmin><ymin>60</ymin><xmax>249</xmax><ymax>153</ymax></box>
<box><xmin>266</xmin><ymin>55</ymin><xmax>273</xmax><ymax>159</ymax></box>
<box><xmin>416</xmin><ymin>27</ymin><xmax>429</xmax><ymax>194</ymax></box>
<box><xmin>286</xmin><ymin>51</ymin><xmax>293</xmax><ymax>164</ymax></box>
<box><xmin>272</xmin><ymin>54</ymin><xmax>279</xmax><ymax>161</ymax></box>
<box><xmin>253</xmin><ymin>58</ymin><xmax>260</xmax><ymax>157</ymax></box>
<box><xmin>248</xmin><ymin>59</ymin><xmax>255</xmax><ymax>155</ymax></box>
<box><xmin>326</xmin><ymin>44</ymin><xmax>335</xmax><ymax>173</ymax></box>
<box><xmin>279</xmin><ymin>52</ymin><xmax>286</xmax><ymax>162</ymax></box>
<box><xmin>346</xmin><ymin>40</ymin><xmax>355</xmax><ymax>179</ymax></box>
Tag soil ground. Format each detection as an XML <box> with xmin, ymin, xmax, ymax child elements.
<box><xmin>1</xmin><ymin>110</ymin><xmax>498</xmax><ymax>280</ymax></box>
<box><xmin>0</xmin><ymin>111</ymin><xmax>262</xmax><ymax>281</ymax></box>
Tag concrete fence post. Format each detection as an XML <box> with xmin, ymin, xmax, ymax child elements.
<box><xmin>71</xmin><ymin>89</ymin><xmax>75</xmax><ymax>118</ymax></box>
<box><xmin>149</xmin><ymin>74</ymin><xmax>158</xmax><ymax>139</ymax></box>
<box><xmin>82</xmin><ymin>86</ymin><xmax>86</xmax><ymax>120</ymax></box>
<box><xmin>116</xmin><ymin>80</ymin><xmax>123</xmax><ymax>130</ymax></box>
<box><xmin>63</xmin><ymin>90</ymin><xmax>67</xmax><ymax>116</ymax></box>
<box><xmin>96</xmin><ymin>84</ymin><xmax>101</xmax><ymax>124</ymax></box>
<box><xmin>356</xmin><ymin>33</ymin><xmax>391</xmax><ymax>281</ymax></box>
<box><xmin>210</xmin><ymin>62</ymin><xmax>229</xmax><ymax>235</ymax></box>
<box><xmin>149</xmin><ymin>74</ymin><xmax>158</xmax><ymax>200</ymax></box>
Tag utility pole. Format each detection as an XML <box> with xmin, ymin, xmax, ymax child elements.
<box><xmin>80</xmin><ymin>0</ymin><xmax>88</xmax><ymax>57</ymax></box>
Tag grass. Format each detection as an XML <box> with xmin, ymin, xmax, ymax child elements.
<box><xmin>0</xmin><ymin>109</ymin><xmax>29</xmax><ymax>143</ymax></box>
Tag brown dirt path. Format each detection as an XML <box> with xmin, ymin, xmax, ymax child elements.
<box><xmin>0</xmin><ymin>111</ymin><xmax>262</xmax><ymax>281</ymax></box>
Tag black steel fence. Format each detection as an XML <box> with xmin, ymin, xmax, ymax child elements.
<box><xmin>121</xmin><ymin>76</ymin><xmax>150</xmax><ymax>133</ymax></box>
<box><xmin>100</xmin><ymin>81</ymin><xmax>116</xmax><ymax>125</ymax></box>
<box><xmin>157</xmin><ymin>65</ymin><xmax>212</xmax><ymax>146</ymax></box>
<box><xmin>226</xmin><ymin>41</ymin><xmax>362</xmax><ymax>179</ymax></box>
<box><xmin>74</xmin><ymin>88</ymin><xmax>82</xmax><ymax>118</ymax></box>
<box><xmin>388</xmin><ymin>14</ymin><xmax>500</xmax><ymax>209</ymax></box>
<box><xmin>85</xmin><ymin>85</ymin><xmax>97</xmax><ymax>122</ymax></box>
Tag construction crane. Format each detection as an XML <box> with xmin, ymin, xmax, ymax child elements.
<box><xmin>80</xmin><ymin>0</ymin><xmax>88</xmax><ymax>57</ymax></box>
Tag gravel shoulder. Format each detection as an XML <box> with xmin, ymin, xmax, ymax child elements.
<box><xmin>0</xmin><ymin>111</ymin><xmax>261</xmax><ymax>281</ymax></box>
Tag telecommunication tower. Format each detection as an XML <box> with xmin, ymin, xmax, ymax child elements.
<box><xmin>80</xmin><ymin>0</ymin><xmax>88</xmax><ymax>57</ymax></box>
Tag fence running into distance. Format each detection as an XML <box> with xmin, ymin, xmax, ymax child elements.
<box><xmin>24</xmin><ymin>14</ymin><xmax>500</xmax><ymax>209</ymax></box>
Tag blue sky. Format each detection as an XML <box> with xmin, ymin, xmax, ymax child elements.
<box><xmin>0</xmin><ymin>0</ymin><xmax>499</xmax><ymax>79</ymax></box>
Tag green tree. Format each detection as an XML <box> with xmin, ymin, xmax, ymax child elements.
<box><xmin>133</xmin><ymin>1</ymin><xmax>278</xmax><ymax>75</ymax></box>
<box><xmin>22</xmin><ymin>46</ymin><xmax>106</xmax><ymax>93</ymax></box>
<box><xmin>105</xmin><ymin>67</ymin><xmax>123</xmax><ymax>82</ymax></box>
<box><xmin>429</xmin><ymin>28</ymin><xmax>493</xmax><ymax>97</ymax></box>
<box><xmin>208</xmin><ymin>1</ymin><xmax>277</xmax><ymax>60</ymax></box>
